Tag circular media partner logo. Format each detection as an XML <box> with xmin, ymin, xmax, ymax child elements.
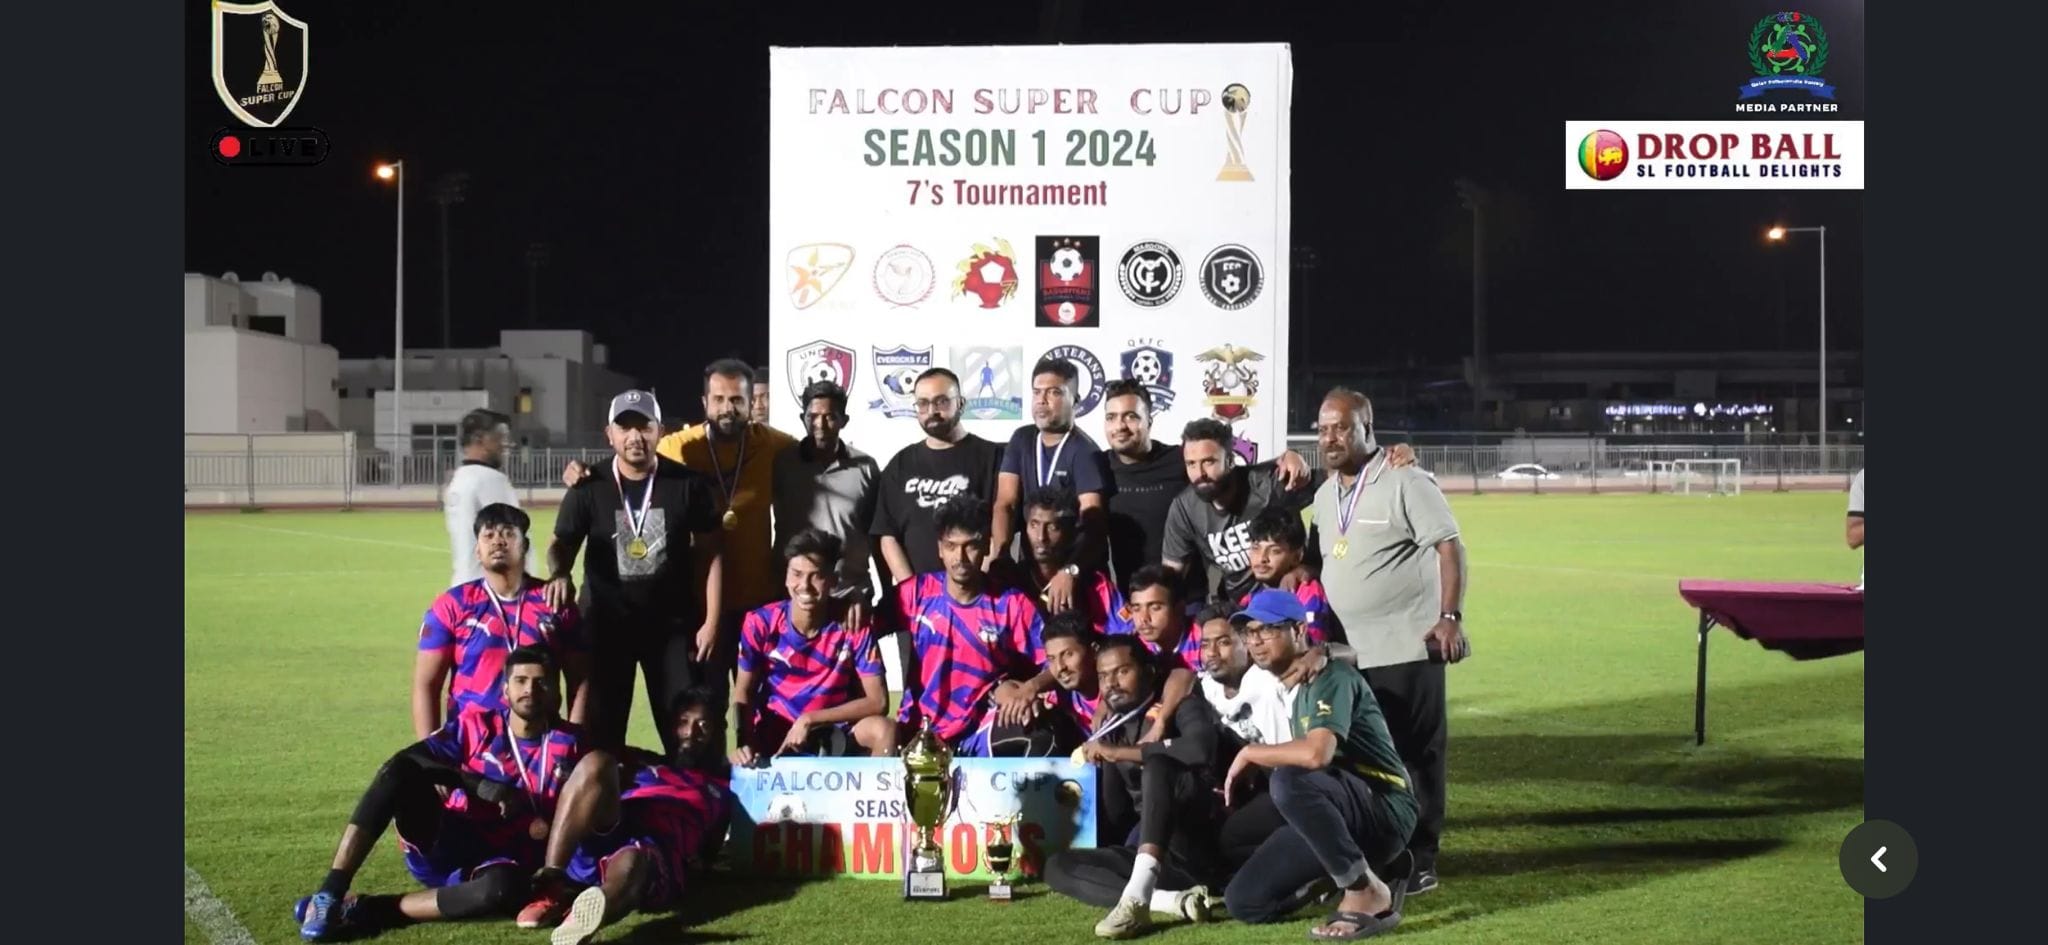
<box><xmin>1578</xmin><ymin>129</ymin><xmax>1628</xmax><ymax>181</ymax></box>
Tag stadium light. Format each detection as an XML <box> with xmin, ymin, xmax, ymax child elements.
<box><xmin>1767</xmin><ymin>224</ymin><xmax>1827</xmax><ymax>471</ymax></box>
<box><xmin>378</xmin><ymin>160</ymin><xmax>405</xmax><ymax>470</ymax></box>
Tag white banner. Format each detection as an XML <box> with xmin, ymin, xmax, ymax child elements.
<box><xmin>1564</xmin><ymin>120</ymin><xmax>1864</xmax><ymax>190</ymax></box>
<box><xmin>769</xmin><ymin>44</ymin><xmax>1293</xmax><ymax>463</ymax></box>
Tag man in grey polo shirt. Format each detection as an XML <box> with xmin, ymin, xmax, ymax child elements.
<box><xmin>773</xmin><ymin>380</ymin><xmax>881</xmax><ymax>612</ymax></box>
<box><xmin>1306</xmin><ymin>387</ymin><xmax>1467</xmax><ymax>897</ymax></box>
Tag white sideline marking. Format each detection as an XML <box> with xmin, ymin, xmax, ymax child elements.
<box><xmin>184</xmin><ymin>864</ymin><xmax>260</xmax><ymax>945</ymax></box>
<box><xmin>229</xmin><ymin>523</ymin><xmax>443</xmax><ymax>555</ymax></box>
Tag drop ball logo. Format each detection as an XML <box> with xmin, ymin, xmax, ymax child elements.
<box><xmin>1578</xmin><ymin>129</ymin><xmax>1628</xmax><ymax>181</ymax></box>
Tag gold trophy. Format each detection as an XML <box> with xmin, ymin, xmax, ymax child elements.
<box><xmin>901</xmin><ymin>722</ymin><xmax>955</xmax><ymax>901</ymax></box>
<box><xmin>982</xmin><ymin>812</ymin><xmax>1024</xmax><ymax>901</ymax></box>
<box><xmin>1217</xmin><ymin>83</ymin><xmax>1254</xmax><ymax>181</ymax></box>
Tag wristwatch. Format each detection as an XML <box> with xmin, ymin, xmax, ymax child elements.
<box><xmin>1061</xmin><ymin>564</ymin><xmax>1081</xmax><ymax>577</ymax></box>
<box><xmin>1440</xmin><ymin>611</ymin><xmax>1463</xmax><ymax>622</ymax></box>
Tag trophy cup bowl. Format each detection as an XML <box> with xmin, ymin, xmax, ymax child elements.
<box><xmin>901</xmin><ymin>723</ymin><xmax>954</xmax><ymax>901</ymax></box>
<box><xmin>982</xmin><ymin>813</ymin><xmax>1022</xmax><ymax>901</ymax></box>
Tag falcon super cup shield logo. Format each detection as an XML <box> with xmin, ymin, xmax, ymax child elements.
<box><xmin>211</xmin><ymin>1</ymin><xmax>311</xmax><ymax>128</ymax></box>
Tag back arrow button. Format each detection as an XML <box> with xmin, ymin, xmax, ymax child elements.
<box><xmin>1840</xmin><ymin>821</ymin><xmax>1915</xmax><ymax>898</ymax></box>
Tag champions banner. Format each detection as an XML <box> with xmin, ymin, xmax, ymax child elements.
<box><xmin>729</xmin><ymin>757</ymin><xmax>1099</xmax><ymax>880</ymax></box>
<box><xmin>768</xmin><ymin>43</ymin><xmax>1294</xmax><ymax>464</ymax></box>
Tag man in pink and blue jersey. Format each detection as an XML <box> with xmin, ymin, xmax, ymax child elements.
<box><xmin>1120</xmin><ymin>565</ymin><xmax>1200</xmax><ymax>746</ymax></box>
<box><xmin>1033</xmin><ymin>611</ymin><xmax>1100</xmax><ymax>748</ymax></box>
<box><xmin>1018</xmin><ymin>485</ymin><xmax>1129</xmax><ymax>637</ymax></box>
<box><xmin>415</xmin><ymin>503</ymin><xmax>593</xmax><ymax>739</ymax></box>
<box><xmin>894</xmin><ymin>496</ymin><xmax>1057</xmax><ymax>756</ymax></box>
<box><xmin>293</xmin><ymin>647</ymin><xmax>590</xmax><ymax>941</ymax></box>
<box><xmin>1243</xmin><ymin>508</ymin><xmax>1340</xmax><ymax>646</ymax></box>
<box><xmin>514</xmin><ymin>687</ymin><xmax>734</xmax><ymax>942</ymax></box>
<box><xmin>730</xmin><ymin>529</ymin><xmax>892</xmax><ymax>762</ymax></box>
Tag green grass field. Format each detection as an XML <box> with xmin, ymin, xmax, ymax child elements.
<box><xmin>186</xmin><ymin>493</ymin><xmax>1865</xmax><ymax>945</ymax></box>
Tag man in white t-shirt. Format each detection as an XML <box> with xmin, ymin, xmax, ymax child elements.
<box><xmin>1846</xmin><ymin>468</ymin><xmax>1864</xmax><ymax>587</ymax></box>
<box><xmin>443</xmin><ymin>409</ymin><xmax>520</xmax><ymax>588</ymax></box>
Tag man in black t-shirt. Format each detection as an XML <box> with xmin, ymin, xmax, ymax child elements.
<box><xmin>868</xmin><ymin>368</ymin><xmax>1004</xmax><ymax>678</ymax></box>
<box><xmin>989</xmin><ymin>357</ymin><xmax>1115</xmax><ymax>612</ymax></box>
<box><xmin>1162</xmin><ymin>419</ymin><xmax>1317</xmax><ymax>603</ymax></box>
<box><xmin>546</xmin><ymin>391</ymin><xmax>725</xmax><ymax>755</ymax></box>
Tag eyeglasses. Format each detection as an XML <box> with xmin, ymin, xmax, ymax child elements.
<box><xmin>1236</xmin><ymin>622</ymin><xmax>1298</xmax><ymax>640</ymax></box>
<box><xmin>914</xmin><ymin>398</ymin><xmax>957</xmax><ymax>413</ymax></box>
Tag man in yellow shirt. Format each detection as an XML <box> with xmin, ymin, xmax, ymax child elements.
<box><xmin>565</xmin><ymin>360</ymin><xmax>797</xmax><ymax>703</ymax></box>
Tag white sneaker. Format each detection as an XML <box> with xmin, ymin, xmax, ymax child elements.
<box><xmin>1095</xmin><ymin>897</ymin><xmax>1153</xmax><ymax>939</ymax></box>
<box><xmin>551</xmin><ymin>886</ymin><xmax>608</xmax><ymax>945</ymax></box>
<box><xmin>1175</xmin><ymin>886</ymin><xmax>1221</xmax><ymax>923</ymax></box>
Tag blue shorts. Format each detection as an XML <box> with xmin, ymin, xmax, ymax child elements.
<box><xmin>397</xmin><ymin>813</ymin><xmax>524</xmax><ymax>889</ymax></box>
<box><xmin>565</xmin><ymin>826</ymin><xmax>675</xmax><ymax>910</ymax></box>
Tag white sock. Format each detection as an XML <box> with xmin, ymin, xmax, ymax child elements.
<box><xmin>1122</xmin><ymin>852</ymin><xmax>1160</xmax><ymax>904</ymax></box>
<box><xmin>1149</xmin><ymin>889</ymin><xmax>1184</xmax><ymax>915</ymax></box>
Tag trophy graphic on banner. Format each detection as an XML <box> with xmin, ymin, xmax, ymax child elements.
<box><xmin>1217</xmin><ymin>83</ymin><xmax>1253</xmax><ymax>182</ymax></box>
<box><xmin>901</xmin><ymin>721</ymin><xmax>956</xmax><ymax>901</ymax></box>
<box><xmin>256</xmin><ymin>13</ymin><xmax>285</xmax><ymax>90</ymax></box>
<box><xmin>982</xmin><ymin>812</ymin><xmax>1024</xmax><ymax>902</ymax></box>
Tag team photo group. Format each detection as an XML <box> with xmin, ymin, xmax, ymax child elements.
<box><xmin>294</xmin><ymin>355</ymin><xmax>1471</xmax><ymax>945</ymax></box>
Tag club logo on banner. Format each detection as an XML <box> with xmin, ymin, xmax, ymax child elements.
<box><xmin>874</xmin><ymin>245</ymin><xmax>936</xmax><ymax>308</ymax></box>
<box><xmin>787</xmin><ymin>341</ymin><xmax>856</xmax><ymax>407</ymax></box>
<box><xmin>1197</xmin><ymin>344</ymin><xmax>1265</xmax><ymax>462</ymax></box>
<box><xmin>1119</xmin><ymin>340</ymin><xmax>1178</xmax><ymax>414</ymax></box>
<box><xmin>1037</xmin><ymin>236</ymin><xmax>1100</xmax><ymax>328</ymax></box>
<box><xmin>1117</xmin><ymin>241</ymin><xmax>1184</xmax><ymax>308</ymax></box>
<box><xmin>211</xmin><ymin>1</ymin><xmax>311</xmax><ymax>128</ymax></box>
<box><xmin>1038</xmin><ymin>345</ymin><xmax>1109</xmax><ymax>417</ymax></box>
<box><xmin>1200</xmin><ymin>245</ymin><xmax>1263</xmax><ymax>311</ymax></box>
<box><xmin>953</xmin><ymin>239</ymin><xmax>1021</xmax><ymax>309</ymax></box>
<box><xmin>729</xmin><ymin>757</ymin><xmax>1099</xmax><ymax>880</ymax></box>
<box><xmin>868</xmin><ymin>345</ymin><xmax>932</xmax><ymax>419</ymax></box>
<box><xmin>954</xmin><ymin>346</ymin><xmax>1024</xmax><ymax>420</ymax></box>
<box><xmin>787</xmin><ymin>243</ymin><xmax>856</xmax><ymax>310</ymax></box>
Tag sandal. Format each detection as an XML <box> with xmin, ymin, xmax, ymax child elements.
<box><xmin>1306</xmin><ymin>851</ymin><xmax>1412</xmax><ymax>941</ymax></box>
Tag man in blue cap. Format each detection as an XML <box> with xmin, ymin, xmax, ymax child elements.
<box><xmin>1220</xmin><ymin>589</ymin><xmax>1418</xmax><ymax>941</ymax></box>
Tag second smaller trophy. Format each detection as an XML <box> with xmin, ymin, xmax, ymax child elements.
<box><xmin>982</xmin><ymin>812</ymin><xmax>1024</xmax><ymax>901</ymax></box>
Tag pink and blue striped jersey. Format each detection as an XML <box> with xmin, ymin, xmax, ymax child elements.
<box><xmin>1019</xmin><ymin>570</ymin><xmax>1128</xmax><ymax>638</ymax></box>
<box><xmin>895</xmin><ymin>573</ymin><xmax>1046</xmax><ymax>744</ymax></box>
<box><xmin>1239</xmin><ymin>579</ymin><xmax>1332</xmax><ymax>646</ymax></box>
<box><xmin>418</xmin><ymin>578</ymin><xmax>586</xmax><ymax>720</ymax></box>
<box><xmin>737</xmin><ymin>601</ymin><xmax>882</xmax><ymax>724</ymax></box>
<box><xmin>615</xmin><ymin>748</ymin><xmax>733</xmax><ymax>905</ymax></box>
<box><xmin>1043</xmin><ymin>685</ymin><xmax>1098</xmax><ymax>731</ymax></box>
<box><xmin>1107</xmin><ymin>616</ymin><xmax>1203</xmax><ymax>672</ymax></box>
<box><xmin>425</xmin><ymin>706</ymin><xmax>590</xmax><ymax>855</ymax></box>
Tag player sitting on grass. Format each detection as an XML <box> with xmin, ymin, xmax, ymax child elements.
<box><xmin>1244</xmin><ymin>507</ymin><xmax>1337</xmax><ymax>646</ymax></box>
<box><xmin>893</xmin><ymin>496</ymin><xmax>1056</xmax><ymax>756</ymax></box>
<box><xmin>294</xmin><ymin>646</ymin><xmax>590</xmax><ymax>941</ymax></box>
<box><xmin>729</xmin><ymin>529</ymin><xmax>893</xmax><ymax>763</ymax></box>
<box><xmin>515</xmin><ymin>687</ymin><xmax>735</xmax><ymax>945</ymax></box>
<box><xmin>414</xmin><ymin>503</ymin><xmax>592</xmax><ymax>739</ymax></box>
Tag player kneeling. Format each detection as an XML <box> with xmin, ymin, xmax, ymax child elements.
<box><xmin>516</xmin><ymin>688</ymin><xmax>735</xmax><ymax>945</ymax></box>
<box><xmin>293</xmin><ymin>647</ymin><xmax>588</xmax><ymax>941</ymax></box>
<box><xmin>731</xmin><ymin>529</ymin><xmax>893</xmax><ymax>763</ymax></box>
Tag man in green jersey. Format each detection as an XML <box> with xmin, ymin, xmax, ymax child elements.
<box><xmin>1220</xmin><ymin>589</ymin><xmax>1419</xmax><ymax>941</ymax></box>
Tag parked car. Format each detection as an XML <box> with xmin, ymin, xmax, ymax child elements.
<box><xmin>1496</xmin><ymin>463</ymin><xmax>1562</xmax><ymax>481</ymax></box>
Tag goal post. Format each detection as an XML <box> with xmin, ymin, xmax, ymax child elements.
<box><xmin>1673</xmin><ymin>458</ymin><xmax>1741</xmax><ymax>496</ymax></box>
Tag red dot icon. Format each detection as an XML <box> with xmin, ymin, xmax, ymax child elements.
<box><xmin>217</xmin><ymin>135</ymin><xmax>242</xmax><ymax>158</ymax></box>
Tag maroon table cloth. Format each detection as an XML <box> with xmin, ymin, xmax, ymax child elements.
<box><xmin>1675</xmin><ymin>580</ymin><xmax>1864</xmax><ymax>744</ymax></box>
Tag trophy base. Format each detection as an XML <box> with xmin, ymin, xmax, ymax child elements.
<box><xmin>987</xmin><ymin>880</ymin><xmax>1013</xmax><ymax>902</ymax></box>
<box><xmin>1217</xmin><ymin>164</ymin><xmax>1254</xmax><ymax>182</ymax></box>
<box><xmin>904</xmin><ymin>868</ymin><xmax>947</xmax><ymax>901</ymax></box>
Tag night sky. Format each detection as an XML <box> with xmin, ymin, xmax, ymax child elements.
<box><xmin>185</xmin><ymin>0</ymin><xmax>1865</xmax><ymax>398</ymax></box>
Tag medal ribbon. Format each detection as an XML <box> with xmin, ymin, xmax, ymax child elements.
<box><xmin>504</xmin><ymin>717</ymin><xmax>557</xmax><ymax>816</ymax></box>
<box><xmin>1033</xmin><ymin>431</ymin><xmax>1072</xmax><ymax>489</ymax></box>
<box><xmin>1336</xmin><ymin>452</ymin><xmax>1378</xmax><ymax>535</ymax></box>
<box><xmin>485</xmin><ymin>582</ymin><xmax>526</xmax><ymax>658</ymax></box>
<box><xmin>707</xmin><ymin>422</ymin><xmax>749</xmax><ymax>512</ymax></box>
<box><xmin>612</xmin><ymin>458</ymin><xmax>657</xmax><ymax>541</ymax></box>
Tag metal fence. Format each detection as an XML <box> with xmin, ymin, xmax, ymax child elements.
<box><xmin>184</xmin><ymin>431</ymin><xmax>1862</xmax><ymax>508</ymax></box>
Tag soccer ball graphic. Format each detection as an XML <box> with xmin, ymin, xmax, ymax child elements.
<box><xmin>1219</xmin><ymin>273</ymin><xmax>1242</xmax><ymax>295</ymax></box>
<box><xmin>1049</xmin><ymin>247</ymin><xmax>1085</xmax><ymax>282</ymax></box>
<box><xmin>1128</xmin><ymin>349</ymin><xmax>1165</xmax><ymax>385</ymax></box>
<box><xmin>768</xmin><ymin>794</ymin><xmax>809</xmax><ymax>822</ymax></box>
<box><xmin>803</xmin><ymin>358</ymin><xmax>841</xmax><ymax>388</ymax></box>
<box><xmin>883</xmin><ymin>367</ymin><xmax>921</xmax><ymax>396</ymax></box>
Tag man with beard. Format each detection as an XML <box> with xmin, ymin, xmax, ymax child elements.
<box><xmin>415</xmin><ymin>503</ymin><xmax>591</xmax><ymax>739</ymax></box>
<box><xmin>729</xmin><ymin>529</ymin><xmax>892</xmax><ymax>762</ymax></box>
<box><xmin>548</xmin><ymin>391</ymin><xmax>726</xmax><ymax>755</ymax></box>
<box><xmin>1162</xmin><ymin>419</ymin><xmax>1318</xmax><ymax>605</ymax></box>
<box><xmin>871</xmin><ymin>368</ymin><xmax>1005</xmax><ymax>683</ymax></box>
<box><xmin>894</xmin><ymin>497</ymin><xmax>1053</xmax><ymax>756</ymax></box>
<box><xmin>1222</xmin><ymin>591</ymin><xmax>1418</xmax><ymax>940</ymax></box>
<box><xmin>771</xmin><ymin>380</ymin><xmax>882</xmax><ymax>616</ymax></box>
<box><xmin>516</xmin><ymin>687</ymin><xmax>734</xmax><ymax>945</ymax></box>
<box><xmin>293</xmin><ymin>648</ymin><xmax>590</xmax><ymax>941</ymax></box>
<box><xmin>1018</xmin><ymin>485</ymin><xmax>1128</xmax><ymax>635</ymax></box>
<box><xmin>1099</xmin><ymin>380</ymin><xmax>1383</xmax><ymax>589</ymax></box>
<box><xmin>444</xmin><ymin>408</ymin><xmax>520</xmax><ymax>588</ymax></box>
<box><xmin>1244</xmin><ymin>507</ymin><xmax>1339</xmax><ymax>646</ymax></box>
<box><xmin>1308</xmin><ymin>388</ymin><xmax>1466</xmax><ymax>897</ymax></box>
<box><xmin>1044</xmin><ymin>635</ymin><xmax>1224</xmax><ymax>939</ymax></box>
<box><xmin>990</xmin><ymin>357</ymin><xmax>1115</xmax><ymax>612</ymax></box>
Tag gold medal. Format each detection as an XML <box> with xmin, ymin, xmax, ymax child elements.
<box><xmin>1332</xmin><ymin>538</ymin><xmax>1349</xmax><ymax>559</ymax></box>
<box><xmin>721</xmin><ymin>508</ymin><xmax>739</xmax><ymax>531</ymax></box>
<box><xmin>528</xmin><ymin>818</ymin><xmax>550</xmax><ymax>841</ymax></box>
<box><xmin>627</xmin><ymin>536</ymin><xmax>649</xmax><ymax>559</ymax></box>
<box><xmin>1070</xmin><ymin>746</ymin><xmax>1088</xmax><ymax>766</ymax></box>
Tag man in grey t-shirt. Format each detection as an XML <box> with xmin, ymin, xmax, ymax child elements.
<box><xmin>772</xmin><ymin>380</ymin><xmax>881</xmax><ymax>606</ymax></box>
<box><xmin>1161</xmin><ymin>419</ymin><xmax>1316</xmax><ymax>604</ymax></box>
<box><xmin>1306</xmin><ymin>388</ymin><xmax>1466</xmax><ymax>897</ymax></box>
